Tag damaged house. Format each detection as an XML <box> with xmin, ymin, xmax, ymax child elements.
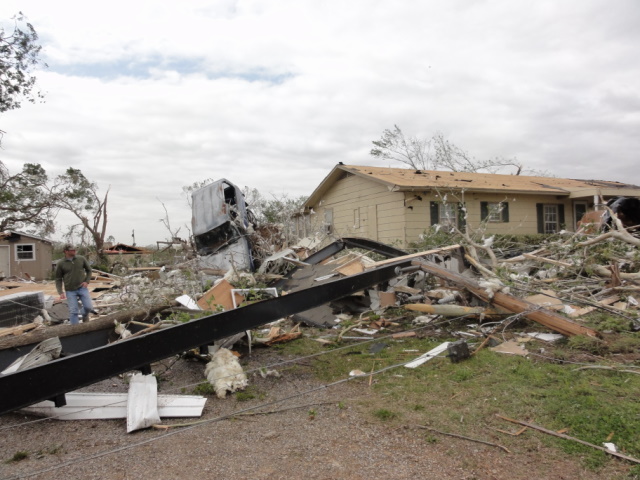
<box><xmin>300</xmin><ymin>165</ymin><xmax>640</xmax><ymax>247</ymax></box>
<box><xmin>0</xmin><ymin>231</ymin><xmax>53</xmax><ymax>281</ymax></box>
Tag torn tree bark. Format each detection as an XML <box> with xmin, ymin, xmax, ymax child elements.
<box><xmin>411</xmin><ymin>259</ymin><xmax>600</xmax><ymax>338</ymax></box>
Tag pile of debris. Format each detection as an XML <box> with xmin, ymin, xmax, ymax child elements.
<box><xmin>1</xmin><ymin>179</ymin><xmax>639</xmax><ymax>432</ymax></box>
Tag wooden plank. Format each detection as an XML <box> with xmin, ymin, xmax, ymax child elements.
<box><xmin>335</xmin><ymin>259</ymin><xmax>365</xmax><ymax>276</ymax></box>
<box><xmin>568</xmin><ymin>295</ymin><xmax>620</xmax><ymax>317</ymax></box>
<box><xmin>197</xmin><ymin>279</ymin><xmax>237</xmax><ymax>311</ymax></box>
<box><xmin>0</xmin><ymin>323</ymin><xmax>38</xmax><ymax>338</ymax></box>
<box><xmin>369</xmin><ymin>245</ymin><xmax>461</xmax><ymax>268</ymax></box>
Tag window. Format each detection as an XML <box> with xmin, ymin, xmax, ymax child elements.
<box><xmin>536</xmin><ymin>203</ymin><xmax>565</xmax><ymax>234</ymax></box>
<box><xmin>324</xmin><ymin>208</ymin><xmax>334</xmax><ymax>234</ymax></box>
<box><xmin>430</xmin><ymin>202</ymin><xmax>465</xmax><ymax>230</ymax></box>
<box><xmin>480</xmin><ymin>202</ymin><xmax>509</xmax><ymax>223</ymax></box>
<box><xmin>353</xmin><ymin>208</ymin><xmax>360</xmax><ymax>229</ymax></box>
<box><xmin>439</xmin><ymin>203</ymin><xmax>458</xmax><ymax>228</ymax></box>
<box><xmin>16</xmin><ymin>244</ymin><xmax>35</xmax><ymax>261</ymax></box>
<box><xmin>544</xmin><ymin>205</ymin><xmax>558</xmax><ymax>233</ymax></box>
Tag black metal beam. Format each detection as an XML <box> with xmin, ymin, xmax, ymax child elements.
<box><xmin>0</xmin><ymin>261</ymin><xmax>410</xmax><ymax>416</ymax></box>
<box><xmin>342</xmin><ymin>237</ymin><xmax>408</xmax><ymax>258</ymax></box>
<box><xmin>303</xmin><ymin>241</ymin><xmax>346</xmax><ymax>265</ymax></box>
<box><xmin>304</xmin><ymin>237</ymin><xmax>407</xmax><ymax>265</ymax></box>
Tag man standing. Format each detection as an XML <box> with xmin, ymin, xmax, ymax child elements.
<box><xmin>55</xmin><ymin>245</ymin><xmax>95</xmax><ymax>325</ymax></box>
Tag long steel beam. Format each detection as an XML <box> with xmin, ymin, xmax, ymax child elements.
<box><xmin>0</xmin><ymin>261</ymin><xmax>410</xmax><ymax>416</ymax></box>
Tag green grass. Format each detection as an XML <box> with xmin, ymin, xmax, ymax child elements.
<box><xmin>274</xmin><ymin>334</ymin><xmax>640</xmax><ymax>473</ymax></box>
<box><xmin>5</xmin><ymin>451</ymin><xmax>29</xmax><ymax>463</ymax></box>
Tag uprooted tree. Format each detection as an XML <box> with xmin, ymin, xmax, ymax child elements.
<box><xmin>371</xmin><ymin>125</ymin><xmax>548</xmax><ymax>175</ymax></box>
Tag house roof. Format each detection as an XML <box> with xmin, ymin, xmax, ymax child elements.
<box><xmin>0</xmin><ymin>231</ymin><xmax>53</xmax><ymax>245</ymax></box>
<box><xmin>103</xmin><ymin>243</ymin><xmax>151</xmax><ymax>255</ymax></box>
<box><xmin>304</xmin><ymin>164</ymin><xmax>640</xmax><ymax>208</ymax></box>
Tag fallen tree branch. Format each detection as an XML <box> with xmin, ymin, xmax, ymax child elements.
<box><xmin>0</xmin><ymin>304</ymin><xmax>174</xmax><ymax>350</ymax></box>
<box><xmin>496</xmin><ymin>415</ymin><xmax>640</xmax><ymax>464</ymax></box>
<box><xmin>415</xmin><ymin>424</ymin><xmax>511</xmax><ymax>453</ymax></box>
<box><xmin>412</xmin><ymin>259</ymin><xmax>600</xmax><ymax>338</ymax></box>
<box><xmin>572</xmin><ymin>365</ymin><xmax>640</xmax><ymax>375</ymax></box>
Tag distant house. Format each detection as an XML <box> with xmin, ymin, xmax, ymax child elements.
<box><xmin>103</xmin><ymin>243</ymin><xmax>151</xmax><ymax>255</ymax></box>
<box><xmin>0</xmin><ymin>231</ymin><xmax>54</xmax><ymax>281</ymax></box>
<box><xmin>300</xmin><ymin>165</ymin><xmax>640</xmax><ymax>247</ymax></box>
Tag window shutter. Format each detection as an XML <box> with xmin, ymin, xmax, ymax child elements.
<box><xmin>480</xmin><ymin>202</ymin><xmax>488</xmax><ymax>221</ymax></box>
<box><xmin>536</xmin><ymin>203</ymin><xmax>544</xmax><ymax>233</ymax></box>
<box><xmin>430</xmin><ymin>202</ymin><xmax>439</xmax><ymax>226</ymax></box>
<box><xmin>558</xmin><ymin>204</ymin><xmax>565</xmax><ymax>227</ymax></box>
<box><xmin>502</xmin><ymin>202</ymin><xmax>510</xmax><ymax>222</ymax></box>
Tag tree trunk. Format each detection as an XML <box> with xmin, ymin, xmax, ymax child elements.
<box><xmin>0</xmin><ymin>304</ymin><xmax>173</xmax><ymax>350</ymax></box>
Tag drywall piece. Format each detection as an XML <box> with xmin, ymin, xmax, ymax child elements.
<box><xmin>405</xmin><ymin>342</ymin><xmax>450</xmax><ymax>369</ymax></box>
<box><xmin>490</xmin><ymin>340</ymin><xmax>529</xmax><ymax>356</ymax></box>
<box><xmin>526</xmin><ymin>332</ymin><xmax>564</xmax><ymax>342</ymax></box>
<box><xmin>175</xmin><ymin>295</ymin><xmax>201</xmax><ymax>311</ymax></box>
<box><xmin>127</xmin><ymin>373</ymin><xmax>161</xmax><ymax>433</ymax></box>
<box><xmin>21</xmin><ymin>392</ymin><xmax>206</xmax><ymax>420</ymax></box>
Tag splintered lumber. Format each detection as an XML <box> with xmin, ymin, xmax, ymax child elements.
<box><xmin>369</xmin><ymin>245</ymin><xmax>461</xmax><ymax>268</ymax></box>
<box><xmin>496</xmin><ymin>415</ymin><xmax>640</xmax><ymax>464</ymax></box>
<box><xmin>405</xmin><ymin>304</ymin><xmax>508</xmax><ymax>317</ymax></box>
<box><xmin>0</xmin><ymin>304</ymin><xmax>174</xmax><ymax>350</ymax></box>
<box><xmin>412</xmin><ymin>259</ymin><xmax>600</xmax><ymax>338</ymax></box>
<box><xmin>568</xmin><ymin>295</ymin><xmax>620</xmax><ymax>318</ymax></box>
<box><xmin>0</xmin><ymin>323</ymin><xmax>39</xmax><ymax>338</ymax></box>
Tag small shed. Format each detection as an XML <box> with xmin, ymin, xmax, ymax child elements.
<box><xmin>0</xmin><ymin>231</ymin><xmax>54</xmax><ymax>281</ymax></box>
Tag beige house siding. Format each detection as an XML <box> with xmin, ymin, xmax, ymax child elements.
<box><xmin>0</xmin><ymin>235</ymin><xmax>53</xmax><ymax>281</ymax></box>
<box><xmin>464</xmin><ymin>193</ymin><xmax>574</xmax><ymax>235</ymax></box>
<box><xmin>310</xmin><ymin>173</ymin><xmax>407</xmax><ymax>244</ymax></box>
<box><xmin>405</xmin><ymin>192</ymin><xmax>575</xmax><ymax>240</ymax></box>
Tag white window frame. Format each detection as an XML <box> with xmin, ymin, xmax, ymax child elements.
<box><xmin>15</xmin><ymin>243</ymin><xmax>36</xmax><ymax>261</ymax></box>
<box><xmin>487</xmin><ymin>202</ymin><xmax>504</xmax><ymax>223</ymax></box>
<box><xmin>439</xmin><ymin>203</ymin><xmax>457</xmax><ymax>228</ymax></box>
<box><xmin>543</xmin><ymin>204</ymin><xmax>559</xmax><ymax>234</ymax></box>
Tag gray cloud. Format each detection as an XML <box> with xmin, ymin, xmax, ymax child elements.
<box><xmin>1</xmin><ymin>0</ymin><xmax>639</xmax><ymax>245</ymax></box>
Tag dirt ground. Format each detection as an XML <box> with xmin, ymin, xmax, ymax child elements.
<box><xmin>0</xmin><ymin>350</ymin><xmax>632</xmax><ymax>480</ymax></box>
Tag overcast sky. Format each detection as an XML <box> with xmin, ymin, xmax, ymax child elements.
<box><xmin>1</xmin><ymin>0</ymin><xmax>639</xmax><ymax>246</ymax></box>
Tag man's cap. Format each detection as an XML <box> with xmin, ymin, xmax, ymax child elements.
<box><xmin>63</xmin><ymin>244</ymin><xmax>76</xmax><ymax>251</ymax></box>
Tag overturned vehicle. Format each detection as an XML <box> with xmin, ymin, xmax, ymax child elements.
<box><xmin>192</xmin><ymin>179</ymin><xmax>257</xmax><ymax>272</ymax></box>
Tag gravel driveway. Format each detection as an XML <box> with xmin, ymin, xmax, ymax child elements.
<box><xmin>0</xmin><ymin>352</ymin><xmax>629</xmax><ymax>480</ymax></box>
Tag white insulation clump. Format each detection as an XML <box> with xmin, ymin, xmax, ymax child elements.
<box><xmin>204</xmin><ymin>348</ymin><xmax>248</xmax><ymax>399</ymax></box>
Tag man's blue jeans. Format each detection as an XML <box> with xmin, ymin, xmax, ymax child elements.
<box><xmin>66</xmin><ymin>287</ymin><xmax>93</xmax><ymax>325</ymax></box>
